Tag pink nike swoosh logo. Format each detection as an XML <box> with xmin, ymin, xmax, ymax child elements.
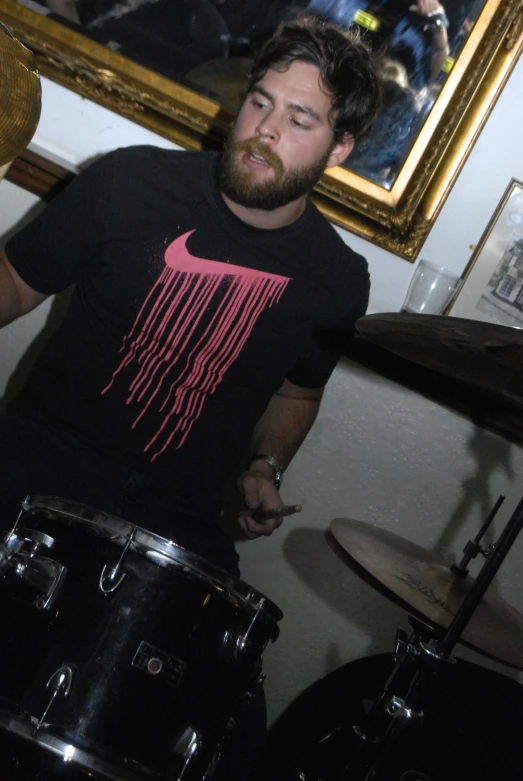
<box><xmin>102</xmin><ymin>230</ymin><xmax>292</xmax><ymax>458</ymax></box>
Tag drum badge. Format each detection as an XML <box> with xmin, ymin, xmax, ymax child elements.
<box><xmin>132</xmin><ymin>641</ymin><xmax>186</xmax><ymax>687</ymax></box>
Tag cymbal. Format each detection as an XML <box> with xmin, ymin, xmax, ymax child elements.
<box><xmin>355</xmin><ymin>313</ymin><xmax>523</xmax><ymax>401</ymax></box>
<box><xmin>328</xmin><ymin>517</ymin><xmax>523</xmax><ymax>670</ymax></box>
<box><xmin>0</xmin><ymin>23</ymin><xmax>41</xmax><ymax>166</ymax></box>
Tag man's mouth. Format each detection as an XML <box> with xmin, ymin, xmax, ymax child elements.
<box><xmin>232</xmin><ymin>138</ymin><xmax>284</xmax><ymax>175</ymax></box>
<box><xmin>248</xmin><ymin>150</ymin><xmax>270</xmax><ymax>166</ymax></box>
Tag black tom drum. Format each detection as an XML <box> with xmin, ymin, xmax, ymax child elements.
<box><xmin>0</xmin><ymin>496</ymin><xmax>282</xmax><ymax>780</ymax></box>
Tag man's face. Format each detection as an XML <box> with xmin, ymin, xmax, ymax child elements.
<box><xmin>217</xmin><ymin>60</ymin><xmax>354</xmax><ymax>211</ymax></box>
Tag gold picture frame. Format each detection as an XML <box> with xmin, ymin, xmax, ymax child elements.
<box><xmin>1</xmin><ymin>0</ymin><xmax>522</xmax><ymax>261</ymax></box>
<box><xmin>448</xmin><ymin>178</ymin><xmax>523</xmax><ymax>326</ymax></box>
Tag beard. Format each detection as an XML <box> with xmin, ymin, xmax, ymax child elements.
<box><xmin>217</xmin><ymin>133</ymin><xmax>332</xmax><ymax>211</ymax></box>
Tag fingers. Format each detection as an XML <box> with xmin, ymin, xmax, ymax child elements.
<box><xmin>240</xmin><ymin>471</ymin><xmax>279</xmax><ymax>509</ymax></box>
<box><xmin>238</xmin><ymin>509</ymin><xmax>284</xmax><ymax>539</ymax></box>
<box><xmin>237</xmin><ymin>469</ymin><xmax>285</xmax><ymax>539</ymax></box>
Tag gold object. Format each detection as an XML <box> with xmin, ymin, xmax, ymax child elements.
<box><xmin>0</xmin><ymin>0</ymin><xmax>521</xmax><ymax>259</ymax></box>
<box><xmin>0</xmin><ymin>22</ymin><xmax>41</xmax><ymax>166</ymax></box>
<box><xmin>328</xmin><ymin>517</ymin><xmax>523</xmax><ymax>670</ymax></box>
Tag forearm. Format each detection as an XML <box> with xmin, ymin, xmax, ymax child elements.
<box><xmin>0</xmin><ymin>252</ymin><xmax>24</xmax><ymax>327</ymax></box>
<box><xmin>0</xmin><ymin>249</ymin><xmax>48</xmax><ymax>328</ymax></box>
<box><xmin>249</xmin><ymin>382</ymin><xmax>323</xmax><ymax>473</ymax></box>
<box><xmin>238</xmin><ymin>381</ymin><xmax>323</xmax><ymax>538</ymax></box>
<box><xmin>411</xmin><ymin>0</ymin><xmax>450</xmax><ymax>83</ymax></box>
<box><xmin>429</xmin><ymin>29</ymin><xmax>450</xmax><ymax>82</ymax></box>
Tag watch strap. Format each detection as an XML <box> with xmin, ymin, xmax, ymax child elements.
<box><xmin>248</xmin><ymin>454</ymin><xmax>284</xmax><ymax>490</ymax></box>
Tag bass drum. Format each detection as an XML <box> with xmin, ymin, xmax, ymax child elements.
<box><xmin>254</xmin><ymin>653</ymin><xmax>523</xmax><ymax>781</ymax></box>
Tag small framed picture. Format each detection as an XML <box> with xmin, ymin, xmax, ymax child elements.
<box><xmin>447</xmin><ymin>179</ymin><xmax>523</xmax><ymax>328</ymax></box>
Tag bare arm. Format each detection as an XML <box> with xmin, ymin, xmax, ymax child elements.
<box><xmin>238</xmin><ymin>378</ymin><xmax>324</xmax><ymax>539</ymax></box>
<box><xmin>429</xmin><ymin>26</ymin><xmax>449</xmax><ymax>82</ymax></box>
<box><xmin>0</xmin><ymin>248</ymin><xmax>49</xmax><ymax>327</ymax></box>
<box><xmin>409</xmin><ymin>0</ymin><xmax>450</xmax><ymax>83</ymax></box>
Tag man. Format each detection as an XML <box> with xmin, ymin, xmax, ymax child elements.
<box><xmin>0</xmin><ymin>17</ymin><xmax>380</xmax><ymax>780</ymax></box>
<box><xmin>0</xmin><ymin>19</ymin><xmax>380</xmax><ymax>571</ymax></box>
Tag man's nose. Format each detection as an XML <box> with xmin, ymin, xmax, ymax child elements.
<box><xmin>255</xmin><ymin>111</ymin><xmax>280</xmax><ymax>142</ymax></box>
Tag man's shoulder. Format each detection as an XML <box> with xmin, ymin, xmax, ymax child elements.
<box><xmin>304</xmin><ymin>202</ymin><xmax>369</xmax><ymax>279</ymax></box>
<box><xmin>98</xmin><ymin>145</ymin><xmax>213</xmax><ymax>176</ymax></box>
<box><xmin>80</xmin><ymin>147</ymin><xmax>216</xmax><ymax>206</ymax></box>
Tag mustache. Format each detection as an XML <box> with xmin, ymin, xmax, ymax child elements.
<box><xmin>233</xmin><ymin>138</ymin><xmax>285</xmax><ymax>176</ymax></box>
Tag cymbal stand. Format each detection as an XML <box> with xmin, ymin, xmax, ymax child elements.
<box><xmin>451</xmin><ymin>494</ymin><xmax>505</xmax><ymax>578</ymax></box>
<box><xmin>341</xmin><ymin>493</ymin><xmax>523</xmax><ymax>781</ymax></box>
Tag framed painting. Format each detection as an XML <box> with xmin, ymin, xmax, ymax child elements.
<box><xmin>1</xmin><ymin>0</ymin><xmax>522</xmax><ymax>260</ymax></box>
<box><xmin>448</xmin><ymin>178</ymin><xmax>523</xmax><ymax>327</ymax></box>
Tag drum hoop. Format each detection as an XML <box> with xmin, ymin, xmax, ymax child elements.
<box><xmin>20</xmin><ymin>496</ymin><xmax>283</xmax><ymax>623</ymax></box>
<box><xmin>0</xmin><ymin>708</ymin><xmax>142</xmax><ymax>781</ymax></box>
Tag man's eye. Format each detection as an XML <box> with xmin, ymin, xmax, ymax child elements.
<box><xmin>291</xmin><ymin>118</ymin><xmax>307</xmax><ymax>128</ymax></box>
<box><xmin>252</xmin><ymin>99</ymin><xmax>266</xmax><ymax>109</ymax></box>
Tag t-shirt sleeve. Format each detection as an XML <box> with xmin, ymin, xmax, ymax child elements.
<box><xmin>285</xmin><ymin>251</ymin><xmax>370</xmax><ymax>388</ymax></box>
<box><xmin>4</xmin><ymin>151</ymin><xmax>117</xmax><ymax>295</ymax></box>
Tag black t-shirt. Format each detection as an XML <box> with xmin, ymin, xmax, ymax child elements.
<box><xmin>6</xmin><ymin>146</ymin><xmax>369</xmax><ymax>512</ymax></box>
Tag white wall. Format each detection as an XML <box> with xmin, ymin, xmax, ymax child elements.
<box><xmin>2</xmin><ymin>58</ymin><xmax>523</xmax><ymax>726</ymax></box>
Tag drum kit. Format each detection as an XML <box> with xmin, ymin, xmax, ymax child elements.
<box><xmin>2</xmin><ymin>16</ymin><xmax>523</xmax><ymax>778</ymax></box>
<box><xmin>1</xmin><ymin>315</ymin><xmax>523</xmax><ymax>781</ymax></box>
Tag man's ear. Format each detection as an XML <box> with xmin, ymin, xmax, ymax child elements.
<box><xmin>325</xmin><ymin>133</ymin><xmax>355</xmax><ymax>169</ymax></box>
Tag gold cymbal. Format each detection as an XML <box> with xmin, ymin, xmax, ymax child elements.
<box><xmin>355</xmin><ymin>313</ymin><xmax>523</xmax><ymax>401</ymax></box>
<box><xmin>0</xmin><ymin>23</ymin><xmax>41</xmax><ymax>166</ymax></box>
<box><xmin>329</xmin><ymin>517</ymin><xmax>523</xmax><ymax>670</ymax></box>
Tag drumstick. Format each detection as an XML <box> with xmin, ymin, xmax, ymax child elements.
<box><xmin>252</xmin><ymin>504</ymin><xmax>302</xmax><ymax>522</ymax></box>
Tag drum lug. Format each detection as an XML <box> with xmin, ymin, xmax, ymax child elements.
<box><xmin>98</xmin><ymin>529</ymin><xmax>136</xmax><ymax>595</ymax></box>
<box><xmin>33</xmin><ymin>664</ymin><xmax>74</xmax><ymax>735</ymax></box>
<box><xmin>172</xmin><ymin>726</ymin><xmax>202</xmax><ymax>779</ymax></box>
<box><xmin>219</xmin><ymin>598</ymin><xmax>268</xmax><ymax>661</ymax></box>
<box><xmin>99</xmin><ymin>563</ymin><xmax>127</xmax><ymax>594</ymax></box>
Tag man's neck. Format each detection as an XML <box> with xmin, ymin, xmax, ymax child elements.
<box><xmin>220</xmin><ymin>192</ymin><xmax>307</xmax><ymax>230</ymax></box>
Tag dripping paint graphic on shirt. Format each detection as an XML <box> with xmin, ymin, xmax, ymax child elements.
<box><xmin>102</xmin><ymin>230</ymin><xmax>292</xmax><ymax>460</ymax></box>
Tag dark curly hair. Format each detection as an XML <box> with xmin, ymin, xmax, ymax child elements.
<box><xmin>249</xmin><ymin>18</ymin><xmax>382</xmax><ymax>144</ymax></box>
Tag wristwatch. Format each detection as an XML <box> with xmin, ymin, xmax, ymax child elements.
<box><xmin>422</xmin><ymin>10</ymin><xmax>449</xmax><ymax>32</ymax></box>
<box><xmin>248</xmin><ymin>454</ymin><xmax>284</xmax><ymax>490</ymax></box>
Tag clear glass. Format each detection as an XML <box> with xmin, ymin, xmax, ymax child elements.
<box><xmin>402</xmin><ymin>259</ymin><xmax>462</xmax><ymax>315</ymax></box>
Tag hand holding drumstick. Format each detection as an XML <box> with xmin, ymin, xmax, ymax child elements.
<box><xmin>237</xmin><ymin>469</ymin><xmax>302</xmax><ymax>539</ymax></box>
